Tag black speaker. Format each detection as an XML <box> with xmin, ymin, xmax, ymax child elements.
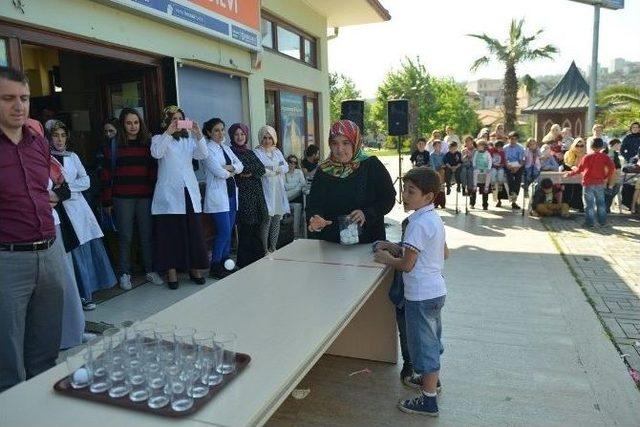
<box><xmin>341</xmin><ymin>100</ymin><xmax>365</xmax><ymax>133</ymax></box>
<box><xmin>387</xmin><ymin>100</ymin><xmax>409</xmax><ymax>136</ymax></box>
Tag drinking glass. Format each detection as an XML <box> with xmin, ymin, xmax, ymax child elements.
<box><xmin>108</xmin><ymin>337</ymin><xmax>131</xmax><ymax>398</ymax></box>
<box><xmin>168</xmin><ymin>368</ymin><xmax>195</xmax><ymax>412</ymax></box>
<box><xmin>126</xmin><ymin>356</ymin><xmax>148</xmax><ymax>402</ymax></box>
<box><xmin>65</xmin><ymin>346</ymin><xmax>92</xmax><ymax>389</ymax></box>
<box><xmin>89</xmin><ymin>340</ymin><xmax>112</xmax><ymax>394</ymax></box>
<box><xmin>146</xmin><ymin>363</ymin><xmax>169</xmax><ymax>409</ymax></box>
<box><xmin>174</xmin><ymin>327</ymin><xmax>196</xmax><ymax>363</ymax></box>
<box><xmin>195</xmin><ymin>331</ymin><xmax>222</xmax><ymax>387</ymax></box>
<box><xmin>155</xmin><ymin>324</ymin><xmax>177</xmax><ymax>364</ymax></box>
<box><xmin>215</xmin><ymin>333</ymin><xmax>237</xmax><ymax>374</ymax></box>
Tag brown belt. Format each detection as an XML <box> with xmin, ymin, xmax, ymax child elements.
<box><xmin>0</xmin><ymin>238</ymin><xmax>56</xmax><ymax>252</ymax></box>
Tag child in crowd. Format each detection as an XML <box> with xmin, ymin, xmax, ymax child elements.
<box><xmin>565</xmin><ymin>138</ymin><xmax>615</xmax><ymax>227</ymax></box>
<box><xmin>523</xmin><ymin>138</ymin><xmax>541</xmax><ymax>198</ymax></box>
<box><xmin>442</xmin><ymin>142</ymin><xmax>462</xmax><ymax>195</ymax></box>
<box><xmin>430</xmin><ymin>140</ymin><xmax>444</xmax><ymax>172</ymax></box>
<box><xmin>605</xmin><ymin>138</ymin><xmax>623</xmax><ymax>213</ymax></box>
<box><xmin>443</xmin><ymin>125</ymin><xmax>460</xmax><ymax>149</ymax></box>
<box><xmin>374</xmin><ymin>167</ymin><xmax>449</xmax><ymax>417</ymax></box>
<box><xmin>489</xmin><ymin>140</ymin><xmax>507</xmax><ymax>207</ymax></box>
<box><xmin>532</xmin><ymin>178</ymin><xmax>570</xmax><ymax>218</ymax></box>
<box><xmin>472</xmin><ymin>140</ymin><xmax>492</xmax><ymax>209</ymax></box>
<box><xmin>460</xmin><ymin>136</ymin><xmax>476</xmax><ymax>197</ymax></box>
<box><xmin>540</xmin><ymin>144</ymin><xmax>560</xmax><ymax>171</ymax></box>
<box><xmin>410</xmin><ymin>138</ymin><xmax>430</xmax><ymax>168</ymax></box>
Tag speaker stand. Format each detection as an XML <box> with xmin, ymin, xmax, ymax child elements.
<box><xmin>394</xmin><ymin>136</ymin><xmax>403</xmax><ymax>204</ymax></box>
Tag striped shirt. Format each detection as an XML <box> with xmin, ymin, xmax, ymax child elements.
<box><xmin>100</xmin><ymin>141</ymin><xmax>157</xmax><ymax>206</ymax></box>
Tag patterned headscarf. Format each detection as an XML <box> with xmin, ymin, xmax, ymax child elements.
<box><xmin>258</xmin><ymin>125</ymin><xmax>278</xmax><ymax>147</ymax></box>
<box><xmin>319</xmin><ymin>119</ymin><xmax>368</xmax><ymax>178</ymax></box>
<box><xmin>229</xmin><ymin>123</ymin><xmax>251</xmax><ymax>154</ymax></box>
<box><xmin>161</xmin><ymin>105</ymin><xmax>187</xmax><ymax>140</ymax></box>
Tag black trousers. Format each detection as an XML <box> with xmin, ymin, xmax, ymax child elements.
<box><xmin>506</xmin><ymin>168</ymin><xmax>524</xmax><ymax>200</ymax></box>
<box><xmin>237</xmin><ymin>222</ymin><xmax>265</xmax><ymax>268</ymax></box>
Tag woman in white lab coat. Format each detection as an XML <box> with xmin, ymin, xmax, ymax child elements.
<box><xmin>49</xmin><ymin>121</ymin><xmax>116</xmax><ymax>310</ymax></box>
<box><xmin>254</xmin><ymin>125</ymin><xmax>290</xmax><ymax>253</ymax></box>
<box><xmin>202</xmin><ymin>118</ymin><xmax>244</xmax><ymax>279</ymax></box>
<box><xmin>151</xmin><ymin>105</ymin><xmax>209</xmax><ymax>289</ymax></box>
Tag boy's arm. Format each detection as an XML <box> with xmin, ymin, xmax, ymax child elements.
<box><xmin>444</xmin><ymin>242</ymin><xmax>450</xmax><ymax>260</ymax></box>
<box><xmin>374</xmin><ymin>248</ymin><xmax>418</xmax><ymax>273</ymax></box>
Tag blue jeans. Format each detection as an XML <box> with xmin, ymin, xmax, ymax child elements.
<box><xmin>209</xmin><ymin>197</ymin><xmax>237</xmax><ymax>265</ymax></box>
<box><xmin>583</xmin><ymin>185</ymin><xmax>606</xmax><ymax>226</ymax></box>
<box><xmin>405</xmin><ymin>295</ymin><xmax>446</xmax><ymax>375</ymax></box>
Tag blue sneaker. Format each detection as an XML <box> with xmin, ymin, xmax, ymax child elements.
<box><xmin>398</xmin><ymin>393</ymin><xmax>439</xmax><ymax>416</ymax></box>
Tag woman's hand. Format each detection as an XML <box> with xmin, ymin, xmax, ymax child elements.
<box><xmin>190</xmin><ymin>120</ymin><xmax>202</xmax><ymax>140</ymax></box>
<box><xmin>308</xmin><ymin>215</ymin><xmax>332</xmax><ymax>232</ymax></box>
<box><xmin>373</xmin><ymin>249</ymin><xmax>395</xmax><ymax>265</ymax></box>
<box><xmin>165</xmin><ymin>120</ymin><xmax>178</xmax><ymax>136</ymax></box>
<box><xmin>348</xmin><ymin>209</ymin><xmax>366</xmax><ymax>226</ymax></box>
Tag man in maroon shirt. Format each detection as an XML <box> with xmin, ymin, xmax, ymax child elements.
<box><xmin>0</xmin><ymin>67</ymin><xmax>66</xmax><ymax>392</ymax></box>
<box><xmin>564</xmin><ymin>138</ymin><xmax>615</xmax><ymax>228</ymax></box>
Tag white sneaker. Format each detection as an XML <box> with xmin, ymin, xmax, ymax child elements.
<box><xmin>119</xmin><ymin>273</ymin><xmax>132</xmax><ymax>290</ymax></box>
<box><xmin>145</xmin><ymin>271</ymin><xmax>164</xmax><ymax>285</ymax></box>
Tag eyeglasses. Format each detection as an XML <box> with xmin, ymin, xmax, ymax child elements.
<box><xmin>288</xmin><ymin>160</ymin><xmax>298</xmax><ymax>165</ymax></box>
<box><xmin>576</xmin><ymin>144</ymin><xmax>585</xmax><ymax>147</ymax></box>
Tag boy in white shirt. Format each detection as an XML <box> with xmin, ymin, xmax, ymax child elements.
<box><xmin>374</xmin><ymin>166</ymin><xmax>448</xmax><ymax>417</ymax></box>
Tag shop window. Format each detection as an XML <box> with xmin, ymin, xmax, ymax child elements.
<box><xmin>280</xmin><ymin>91</ymin><xmax>305</xmax><ymax>156</ymax></box>
<box><xmin>261</xmin><ymin>13</ymin><xmax>317</xmax><ymax>68</ymax></box>
<box><xmin>0</xmin><ymin>39</ymin><xmax>7</xmax><ymax>67</ymax></box>
<box><xmin>277</xmin><ymin>26</ymin><xmax>301</xmax><ymax>60</ymax></box>
<box><xmin>265</xmin><ymin>90</ymin><xmax>277</xmax><ymax>128</ymax></box>
<box><xmin>261</xmin><ymin>18</ymin><xmax>273</xmax><ymax>49</ymax></box>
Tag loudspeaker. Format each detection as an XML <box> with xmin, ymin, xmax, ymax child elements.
<box><xmin>341</xmin><ymin>100</ymin><xmax>365</xmax><ymax>133</ymax></box>
<box><xmin>387</xmin><ymin>99</ymin><xmax>409</xmax><ymax>136</ymax></box>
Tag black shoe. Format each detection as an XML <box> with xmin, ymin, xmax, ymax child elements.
<box><xmin>470</xmin><ymin>204</ymin><xmax>475</xmax><ymax>209</ymax></box>
<box><xmin>209</xmin><ymin>264</ymin><xmax>231</xmax><ymax>280</ymax></box>
<box><xmin>496</xmin><ymin>200</ymin><xmax>502</xmax><ymax>207</ymax></box>
<box><xmin>189</xmin><ymin>274</ymin><xmax>206</xmax><ymax>285</ymax></box>
<box><xmin>446</xmin><ymin>188</ymin><xmax>451</xmax><ymax>195</ymax></box>
<box><xmin>483</xmin><ymin>205</ymin><xmax>488</xmax><ymax>210</ymax></box>
<box><xmin>168</xmin><ymin>280</ymin><xmax>179</xmax><ymax>290</ymax></box>
<box><xmin>511</xmin><ymin>203</ymin><xmax>521</xmax><ymax>210</ymax></box>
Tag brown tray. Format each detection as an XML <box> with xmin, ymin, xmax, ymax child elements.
<box><xmin>53</xmin><ymin>352</ymin><xmax>250</xmax><ymax>418</ymax></box>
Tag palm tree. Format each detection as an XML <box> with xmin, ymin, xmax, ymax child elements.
<box><xmin>599</xmin><ymin>85</ymin><xmax>640</xmax><ymax>108</ymax></box>
<box><xmin>469</xmin><ymin>19</ymin><xmax>557</xmax><ymax>132</ymax></box>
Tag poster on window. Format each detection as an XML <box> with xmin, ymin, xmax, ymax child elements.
<box><xmin>279</xmin><ymin>91</ymin><xmax>305</xmax><ymax>157</ymax></box>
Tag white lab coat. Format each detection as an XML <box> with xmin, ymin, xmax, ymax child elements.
<box><xmin>150</xmin><ymin>133</ymin><xmax>208</xmax><ymax>215</ymax></box>
<box><xmin>254</xmin><ymin>146</ymin><xmax>290</xmax><ymax>216</ymax></box>
<box><xmin>59</xmin><ymin>153</ymin><xmax>103</xmax><ymax>245</ymax></box>
<box><xmin>202</xmin><ymin>140</ymin><xmax>244</xmax><ymax>213</ymax></box>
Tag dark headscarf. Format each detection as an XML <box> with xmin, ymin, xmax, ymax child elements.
<box><xmin>229</xmin><ymin>123</ymin><xmax>251</xmax><ymax>154</ymax></box>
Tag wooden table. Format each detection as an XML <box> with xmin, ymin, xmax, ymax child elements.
<box><xmin>0</xmin><ymin>240</ymin><xmax>396</xmax><ymax>427</ymax></box>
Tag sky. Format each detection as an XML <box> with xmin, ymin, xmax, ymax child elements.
<box><xmin>328</xmin><ymin>0</ymin><xmax>640</xmax><ymax>98</ymax></box>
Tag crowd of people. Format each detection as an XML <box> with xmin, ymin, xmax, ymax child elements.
<box><xmin>409</xmin><ymin>121</ymin><xmax>640</xmax><ymax>226</ymax></box>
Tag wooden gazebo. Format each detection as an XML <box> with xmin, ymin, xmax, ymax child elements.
<box><xmin>523</xmin><ymin>61</ymin><xmax>589</xmax><ymax>139</ymax></box>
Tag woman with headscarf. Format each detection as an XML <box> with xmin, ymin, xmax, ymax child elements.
<box><xmin>254</xmin><ymin>125</ymin><xmax>290</xmax><ymax>253</ymax></box>
<box><xmin>306</xmin><ymin>120</ymin><xmax>395</xmax><ymax>243</ymax></box>
<box><xmin>49</xmin><ymin>121</ymin><xmax>116</xmax><ymax>310</ymax></box>
<box><xmin>231</xmin><ymin>123</ymin><xmax>268</xmax><ymax>268</ymax></box>
<box><xmin>562</xmin><ymin>138</ymin><xmax>587</xmax><ymax>210</ymax></box>
<box><xmin>150</xmin><ymin>105</ymin><xmax>209</xmax><ymax>289</ymax></box>
<box><xmin>202</xmin><ymin>119</ymin><xmax>244</xmax><ymax>279</ymax></box>
<box><xmin>542</xmin><ymin>123</ymin><xmax>561</xmax><ymax>145</ymax></box>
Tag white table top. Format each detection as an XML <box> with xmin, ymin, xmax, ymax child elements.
<box><xmin>269</xmin><ymin>239</ymin><xmax>380</xmax><ymax>268</ymax></box>
<box><xmin>0</xmin><ymin>240</ymin><xmax>387</xmax><ymax>427</ymax></box>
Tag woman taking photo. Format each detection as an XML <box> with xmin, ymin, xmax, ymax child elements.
<box><xmin>254</xmin><ymin>125</ymin><xmax>290</xmax><ymax>253</ymax></box>
<box><xmin>231</xmin><ymin>123</ymin><xmax>268</xmax><ymax>268</ymax></box>
<box><xmin>306</xmin><ymin>120</ymin><xmax>395</xmax><ymax>243</ymax></box>
<box><xmin>151</xmin><ymin>106</ymin><xmax>209</xmax><ymax>289</ymax></box>
<box><xmin>101</xmin><ymin>108</ymin><xmax>162</xmax><ymax>289</ymax></box>
<box><xmin>49</xmin><ymin>121</ymin><xmax>116</xmax><ymax>310</ymax></box>
<box><xmin>203</xmin><ymin>118</ymin><xmax>244</xmax><ymax>279</ymax></box>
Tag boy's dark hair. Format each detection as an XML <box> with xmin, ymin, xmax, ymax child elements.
<box><xmin>305</xmin><ymin>144</ymin><xmax>319</xmax><ymax>157</ymax></box>
<box><xmin>609</xmin><ymin>138</ymin><xmax>621</xmax><ymax>147</ymax></box>
<box><xmin>508</xmin><ymin>131</ymin><xmax>519</xmax><ymax>138</ymax></box>
<box><xmin>449</xmin><ymin>141</ymin><xmax>458</xmax><ymax>148</ymax></box>
<box><xmin>495</xmin><ymin>140</ymin><xmax>504</xmax><ymax>148</ymax></box>
<box><xmin>416</xmin><ymin>137</ymin><xmax>427</xmax><ymax>143</ymax></box>
<box><xmin>0</xmin><ymin>67</ymin><xmax>29</xmax><ymax>85</ymax></box>
<box><xmin>540</xmin><ymin>178</ymin><xmax>554</xmax><ymax>189</ymax></box>
<box><xmin>590</xmin><ymin>137</ymin><xmax>604</xmax><ymax>150</ymax></box>
<box><xmin>403</xmin><ymin>166</ymin><xmax>440</xmax><ymax>196</ymax></box>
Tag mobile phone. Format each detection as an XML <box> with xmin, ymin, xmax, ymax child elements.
<box><xmin>177</xmin><ymin>119</ymin><xmax>193</xmax><ymax>130</ymax></box>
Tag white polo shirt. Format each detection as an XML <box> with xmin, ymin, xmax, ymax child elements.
<box><xmin>402</xmin><ymin>203</ymin><xmax>447</xmax><ymax>301</ymax></box>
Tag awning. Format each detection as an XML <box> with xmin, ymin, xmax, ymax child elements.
<box><xmin>302</xmin><ymin>0</ymin><xmax>391</xmax><ymax>27</ymax></box>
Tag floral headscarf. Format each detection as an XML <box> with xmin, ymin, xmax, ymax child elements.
<box><xmin>319</xmin><ymin>120</ymin><xmax>368</xmax><ymax>178</ymax></box>
<box><xmin>161</xmin><ymin>105</ymin><xmax>187</xmax><ymax>140</ymax></box>
<box><xmin>229</xmin><ymin>123</ymin><xmax>251</xmax><ymax>154</ymax></box>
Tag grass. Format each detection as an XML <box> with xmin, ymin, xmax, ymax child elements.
<box><xmin>363</xmin><ymin>147</ymin><xmax>411</xmax><ymax>157</ymax></box>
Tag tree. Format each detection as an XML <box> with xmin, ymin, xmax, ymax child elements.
<box><xmin>597</xmin><ymin>85</ymin><xmax>640</xmax><ymax>136</ymax></box>
<box><xmin>329</xmin><ymin>72</ymin><xmax>361</xmax><ymax>124</ymax></box>
<box><xmin>469</xmin><ymin>18</ymin><xmax>557</xmax><ymax>132</ymax></box>
<box><xmin>373</xmin><ymin>56</ymin><xmax>480</xmax><ymax>147</ymax></box>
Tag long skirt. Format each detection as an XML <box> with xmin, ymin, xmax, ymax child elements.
<box><xmin>55</xmin><ymin>225</ymin><xmax>85</xmax><ymax>349</ymax></box>
<box><xmin>153</xmin><ymin>191</ymin><xmax>208</xmax><ymax>272</ymax></box>
<box><xmin>237</xmin><ymin>222</ymin><xmax>265</xmax><ymax>268</ymax></box>
<box><xmin>71</xmin><ymin>238</ymin><xmax>117</xmax><ymax>302</ymax></box>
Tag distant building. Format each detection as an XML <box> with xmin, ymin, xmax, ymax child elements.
<box><xmin>608</xmin><ymin>58</ymin><xmax>640</xmax><ymax>75</ymax></box>
<box><xmin>610</xmin><ymin>58</ymin><xmax>626</xmax><ymax>73</ymax></box>
<box><xmin>466</xmin><ymin>79</ymin><xmax>503</xmax><ymax>109</ymax></box>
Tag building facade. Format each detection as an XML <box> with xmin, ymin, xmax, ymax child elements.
<box><xmin>0</xmin><ymin>0</ymin><xmax>389</xmax><ymax>165</ymax></box>
<box><xmin>466</xmin><ymin>78</ymin><xmax>503</xmax><ymax>109</ymax></box>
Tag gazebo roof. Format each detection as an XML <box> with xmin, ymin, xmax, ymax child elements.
<box><xmin>523</xmin><ymin>61</ymin><xmax>590</xmax><ymax>113</ymax></box>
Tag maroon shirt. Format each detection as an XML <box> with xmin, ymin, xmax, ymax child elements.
<box><xmin>0</xmin><ymin>125</ymin><xmax>55</xmax><ymax>243</ymax></box>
